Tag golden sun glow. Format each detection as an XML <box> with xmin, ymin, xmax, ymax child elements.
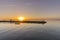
<box><xmin>18</xmin><ymin>17</ymin><xmax>25</xmax><ymax>21</ymax></box>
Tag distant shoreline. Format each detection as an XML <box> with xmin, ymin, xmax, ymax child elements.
<box><xmin>0</xmin><ymin>20</ymin><xmax>47</xmax><ymax>24</ymax></box>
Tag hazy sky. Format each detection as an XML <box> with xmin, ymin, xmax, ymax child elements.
<box><xmin>0</xmin><ymin>0</ymin><xmax>60</xmax><ymax>19</ymax></box>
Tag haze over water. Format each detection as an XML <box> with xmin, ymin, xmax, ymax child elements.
<box><xmin>0</xmin><ymin>21</ymin><xmax>60</xmax><ymax>40</ymax></box>
<box><xmin>0</xmin><ymin>0</ymin><xmax>60</xmax><ymax>40</ymax></box>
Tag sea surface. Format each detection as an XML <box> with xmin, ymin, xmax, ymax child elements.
<box><xmin>0</xmin><ymin>21</ymin><xmax>60</xmax><ymax>40</ymax></box>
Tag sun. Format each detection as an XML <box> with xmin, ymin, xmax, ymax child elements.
<box><xmin>18</xmin><ymin>17</ymin><xmax>25</xmax><ymax>21</ymax></box>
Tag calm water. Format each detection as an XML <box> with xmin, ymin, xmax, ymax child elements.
<box><xmin>0</xmin><ymin>21</ymin><xmax>60</xmax><ymax>40</ymax></box>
